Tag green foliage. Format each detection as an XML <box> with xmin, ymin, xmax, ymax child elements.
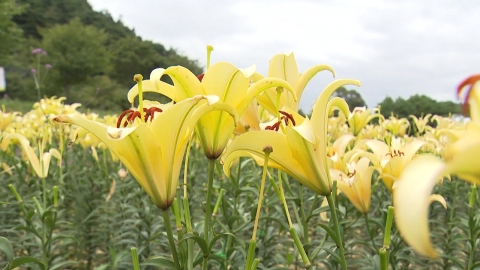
<box><xmin>378</xmin><ymin>94</ymin><xmax>461</xmax><ymax>118</ymax></box>
<box><xmin>3</xmin><ymin>0</ymin><xmax>202</xmax><ymax>111</ymax></box>
<box><xmin>68</xmin><ymin>75</ymin><xmax>127</xmax><ymax>112</ymax></box>
<box><xmin>1</xmin><ymin>132</ymin><xmax>479</xmax><ymax>269</ymax></box>
<box><xmin>40</xmin><ymin>18</ymin><xmax>110</xmax><ymax>98</ymax></box>
<box><xmin>0</xmin><ymin>0</ymin><xmax>26</xmax><ymax>65</ymax></box>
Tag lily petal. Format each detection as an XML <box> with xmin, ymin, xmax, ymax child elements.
<box><xmin>393</xmin><ymin>154</ymin><xmax>446</xmax><ymax>258</ymax></box>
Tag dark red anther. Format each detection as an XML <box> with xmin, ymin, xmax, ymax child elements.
<box><xmin>279</xmin><ymin>111</ymin><xmax>296</xmax><ymax>126</ymax></box>
<box><xmin>116</xmin><ymin>107</ymin><xmax>163</xmax><ymax>128</ymax></box>
<box><xmin>117</xmin><ymin>109</ymin><xmax>134</xmax><ymax>128</ymax></box>
<box><xmin>197</xmin><ymin>73</ymin><xmax>205</xmax><ymax>82</ymax></box>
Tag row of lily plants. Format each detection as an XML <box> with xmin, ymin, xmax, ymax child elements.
<box><xmin>0</xmin><ymin>47</ymin><xmax>479</xmax><ymax>270</ymax></box>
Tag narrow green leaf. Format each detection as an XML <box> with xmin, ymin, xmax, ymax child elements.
<box><xmin>141</xmin><ymin>256</ymin><xmax>175</xmax><ymax>269</ymax></box>
<box><xmin>317</xmin><ymin>223</ymin><xmax>339</xmax><ymax>246</ymax></box>
<box><xmin>10</xmin><ymin>256</ymin><xmax>46</xmax><ymax>269</ymax></box>
<box><xmin>0</xmin><ymin>237</ymin><xmax>13</xmax><ymax>263</ymax></box>
<box><xmin>179</xmin><ymin>233</ymin><xmax>208</xmax><ymax>255</ymax></box>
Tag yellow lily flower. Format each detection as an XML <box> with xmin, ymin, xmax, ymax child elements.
<box><xmin>255</xmin><ymin>52</ymin><xmax>335</xmax><ymax>115</ymax></box>
<box><xmin>128</xmin><ymin>62</ymin><xmax>295</xmax><ymax>159</ymax></box>
<box><xmin>0</xmin><ymin>107</ymin><xmax>20</xmax><ymax>132</ymax></box>
<box><xmin>330</xmin><ymin>157</ymin><xmax>378</xmax><ymax>214</ymax></box>
<box><xmin>348</xmin><ymin>106</ymin><xmax>382</xmax><ymax>136</ymax></box>
<box><xmin>233</xmin><ymin>98</ymin><xmax>261</xmax><ymax>135</ymax></box>
<box><xmin>2</xmin><ymin>133</ymin><xmax>61</xmax><ymax>178</ymax></box>
<box><xmin>409</xmin><ymin>114</ymin><xmax>432</xmax><ymax>135</ymax></box>
<box><xmin>383</xmin><ymin>116</ymin><xmax>410</xmax><ymax>136</ymax></box>
<box><xmin>55</xmin><ymin>93</ymin><xmax>237</xmax><ymax>210</ymax></box>
<box><xmin>222</xmin><ymin>79</ymin><xmax>360</xmax><ymax>196</ymax></box>
<box><xmin>364</xmin><ymin>137</ymin><xmax>426</xmax><ymax>192</ymax></box>
<box><xmin>327</xmin><ymin>133</ymin><xmax>355</xmax><ymax>171</ymax></box>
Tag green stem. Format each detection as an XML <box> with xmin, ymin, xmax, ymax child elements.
<box><xmin>299</xmin><ymin>183</ymin><xmax>309</xmax><ymax>245</ymax></box>
<box><xmin>42</xmin><ymin>177</ymin><xmax>47</xmax><ymax>208</ymax></box>
<box><xmin>326</xmin><ymin>194</ymin><xmax>347</xmax><ymax>270</ymax></box>
<box><xmin>364</xmin><ymin>213</ymin><xmax>378</xmax><ymax>251</ymax></box>
<box><xmin>161</xmin><ymin>209</ymin><xmax>180</xmax><ymax>270</ymax></box>
<box><xmin>467</xmin><ymin>185</ymin><xmax>477</xmax><ymax>270</ymax></box>
<box><xmin>203</xmin><ymin>159</ymin><xmax>216</xmax><ymax>270</ymax></box>
<box><xmin>131</xmin><ymin>247</ymin><xmax>140</xmax><ymax>270</ymax></box>
<box><xmin>184</xmin><ymin>197</ymin><xmax>194</xmax><ymax>270</ymax></box>
<box><xmin>380</xmin><ymin>206</ymin><xmax>395</xmax><ymax>270</ymax></box>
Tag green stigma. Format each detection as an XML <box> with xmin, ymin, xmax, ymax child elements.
<box><xmin>206</xmin><ymin>45</ymin><xmax>214</xmax><ymax>69</ymax></box>
<box><xmin>134</xmin><ymin>74</ymin><xmax>144</xmax><ymax>122</ymax></box>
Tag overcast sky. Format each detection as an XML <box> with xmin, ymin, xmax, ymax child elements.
<box><xmin>88</xmin><ymin>0</ymin><xmax>480</xmax><ymax>110</ymax></box>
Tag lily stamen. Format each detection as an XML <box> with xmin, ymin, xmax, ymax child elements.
<box><xmin>116</xmin><ymin>107</ymin><xmax>163</xmax><ymax>128</ymax></box>
<box><xmin>265</xmin><ymin>111</ymin><xmax>297</xmax><ymax>131</ymax></box>
<box><xmin>279</xmin><ymin>110</ymin><xmax>296</xmax><ymax>126</ymax></box>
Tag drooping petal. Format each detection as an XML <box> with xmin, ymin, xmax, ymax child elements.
<box><xmin>296</xmin><ymin>64</ymin><xmax>335</xmax><ymax>103</ymax></box>
<box><xmin>55</xmin><ymin>114</ymin><xmax>120</xmax><ymax>156</ymax></box>
<box><xmin>3</xmin><ymin>134</ymin><xmax>43</xmax><ymax>177</ymax></box>
<box><xmin>365</xmin><ymin>140</ymin><xmax>389</xmax><ymax>157</ymax></box>
<box><xmin>241</xmin><ymin>78</ymin><xmax>297</xmax><ymax>115</ymax></box>
<box><xmin>402</xmin><ymin>139</ymin><xmax>426</xmax><ymax>162</ymax></box>
<box><xmin>393</xmin><ymin>154</ymin><xmax>446</xmax><ymax>258</ymax></box>
<box><xmin>311</xmin><ymin>79</ymin><xmax>361</xmax><ymax>167</ymax></box>
<box><xmin>164</xmin><ymin>65</ymin><xmax>206</xmax><ymax>101</ymax></box>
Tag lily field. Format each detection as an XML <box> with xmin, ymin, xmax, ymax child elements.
<box><xmin>0</xmin><ymin>52</ymin><xmax>479</xmax><ymax>270</ymax></box>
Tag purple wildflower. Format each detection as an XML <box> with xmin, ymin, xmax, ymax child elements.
<box><xmin>31</xmin><ymin>68</ymin><xmax>37</xmax><ymax>74</ymax></box>
<box><xmin>32</xmin><ymin>48</ymin><xmax>43</xmax><ymax>54</ymax></box>
<box><xmin>45</xmin><ymin>64</ymin><xmax>52</xmax><ymax>69</ymax></box>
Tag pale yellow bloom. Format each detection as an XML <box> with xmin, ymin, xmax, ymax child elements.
<box><xmin>128</xmin><ymin>62</ymin><xmax>295</xmax><ymax>159</ymax></box>
<box><xmin>55</xmin><ymin>94</ymin><xmax>236</xmax><ymax>209</ymax></box>
<box><xmin>364</xmin><ymin>137</ymin><xmax>426</xmax><ymax>192</ymax></box>
<box><xmin>223</xmin><ymin>79</ymin><xmax>360</xmax><ymax>196</ymax></box>
<box><xmin>330</xmin><ymin>157</ymin><xmax>378</xmax><ymax>213</ymax></box>
<box><xmin>2</xmin><ymin>133</ymin><xmax>61</xmax><ymax>178</ymax></box>
<box><xmin>255</xmin><ymin>52</ymin><xmax>335</xmax><ymax>115</ymax></box>
<box><xmin>348</xmin><ymin>107</ymin><xmax>382</xmax><ymax>136</ymax></box>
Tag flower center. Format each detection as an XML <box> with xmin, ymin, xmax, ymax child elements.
<box><xmin>265</xmin><ymin>110</ymin><xmax>296</xmax><ymax>131</ymax></box>
<box><xmin>116</xmin><ymin>107</ymin><xmax>163</xmax><ymax>128</ymax></box>
<box><xmin>386</xmin><ymin>149</ymin><xmax>404</xmax><ymax>158</ymax></box>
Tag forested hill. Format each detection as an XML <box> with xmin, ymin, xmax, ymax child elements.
<box><xmin>2</xmin><ymin>0</ymin><xmax>202</xmax><ymax>110</ymax></box>
<box><xmin>13</xmin><ymin>0</ymin><xmax>135</xmax><ymax>41</ymax></box>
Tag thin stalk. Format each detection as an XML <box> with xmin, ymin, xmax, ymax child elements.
<box><xmin>161</xmin><ymin>209</ymin><xmax>180</xmax><ymax>270</ymax></box>
<box><xmin>203</xmin><ymin>159</ymin><xmax>216</xmax><ymax>270</ymax></box>
<box><xmin>184</xmin><ymin>198</ymin><xmax>194</xmax><ymax>270</ymax></box>
<box><xmin>467</xmin><ymin>185</ymin><xmax>477</xmax><ymax>270</ymax></box>
<box><xmin>326</xmin><ymin>194</ymin><xmax>347</xmax><ymax>270</ymax></box>
<box><xmin>131</xmin><ymin>247</ymin><xmax>140</xmax><ymax>270</ymax></box>
<box><xmin>298</xmin><ymin>184</ymin><xmax>309</xmax><ymax>245</ymax></box>
<box><xmin>380</xmin><ymin>206</ymin><xmax>395</xmax><ymax>270</ymax></box>
<box><xmin>364</xmin><ymin>213</ymin><xmax>378</xmax><ymax>251</ymax></box>
<box><xmin>272</xmin><ymin>170</ymin><xmax>311</xmax><ymax>268</ymax></box>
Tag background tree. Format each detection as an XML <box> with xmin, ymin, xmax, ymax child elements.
<box><xmin>40</xmin><ymin>18</ymin><xmax>110</xmax><ymax>98</ymax></box>
<box><xmin>332</xmin><ymin>87</ymin><xmax>367</xmax><ymax>109</ymax></box>
<box><xmin>378</xmin><ymin>94</ymin><xmax>461</xmax><ymax>119</ymax></box>
<box><xmin>0</xmin><ymin>0</ymin><xmax>26</xmax><ymax>65</ymax></box>
<box><xmin>3</xmin><ymin>0</ymin><xmax>203</xmax><ymax>111</ymax></box>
